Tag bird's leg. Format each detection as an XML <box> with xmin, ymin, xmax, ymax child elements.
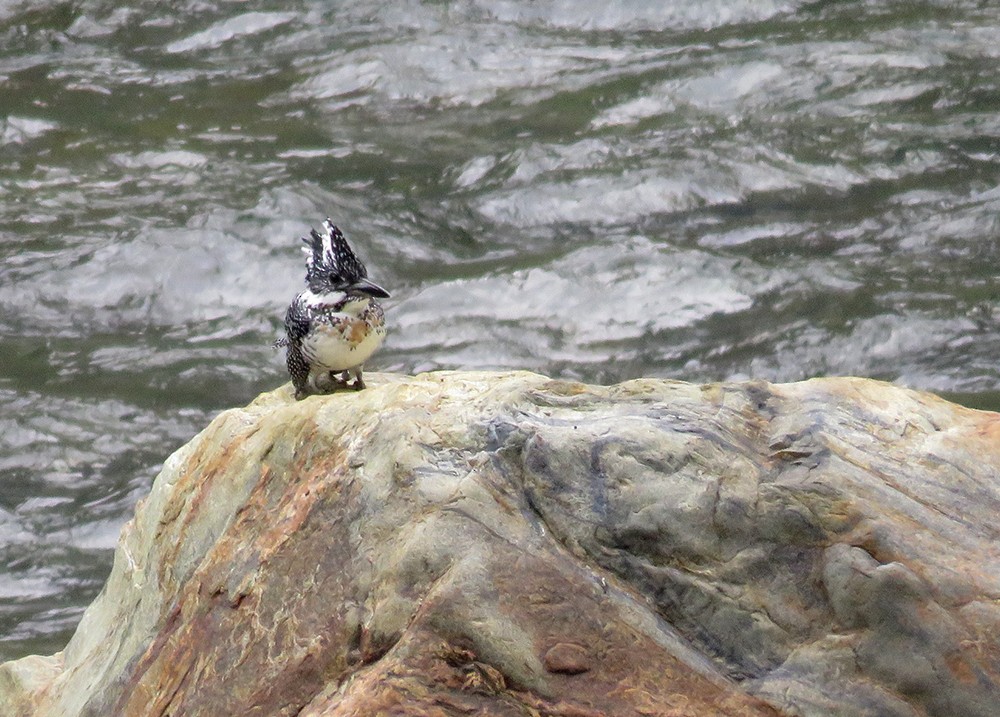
<box><xmin>349</xmin><ymin>365</ymin><xmax>365</xmax><ymax>390</ymax></box>
<box><xmin>311</xmin><ymin>373</ymin><xmax>331</xmax><ymax>394</ymax></box>
<box><xmin>319</xmin><ymin>371</ymin><xmax>350</xmax><ymax>391</ymax></box>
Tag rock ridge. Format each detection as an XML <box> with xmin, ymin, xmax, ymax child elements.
<box><xmin>2</xmin><ymin>371</ymin><xmax>999</xmax><ymax>716</ymax></box>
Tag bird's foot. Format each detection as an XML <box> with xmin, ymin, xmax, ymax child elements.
<box><xmin>301</xmin><ymin>369</ymin><xmax>367</xmax><ymax>397</ymax></box>
<box><xmin>314</xmin><ymin>371</ymin><xmax>350</xmax><ymax>394</ymax></box>
<box><xmin>346</xmin><ymin>367</ymin><xmax>365</xmax><ymax>390</ymax></box>
<box><xmin>293</xmin><ymin>379</ymin><xmax>314</xmax><ymax>400</ymax></box>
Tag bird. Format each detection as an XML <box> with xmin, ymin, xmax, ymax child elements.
<box><xmin>277</xmin><ymin>219</ymin><xmax>389</xmax><ymax>399</ymax></box>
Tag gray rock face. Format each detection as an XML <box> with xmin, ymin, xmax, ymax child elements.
<box><xmin>2</xmin><ymin>372</ymin><xmax>999</xmax><ymax>716</ymax></box>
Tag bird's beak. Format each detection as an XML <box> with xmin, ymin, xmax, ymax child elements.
<box><xmin>351</xmin><ymin>277</ymin><xmax>390</xmax><ymax>299</ymax></box>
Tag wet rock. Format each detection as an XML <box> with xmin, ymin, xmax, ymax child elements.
<box><xmin>1</xmin><ymin>371</ymin><xmax>999</xmax><ymax>716</ymax></box>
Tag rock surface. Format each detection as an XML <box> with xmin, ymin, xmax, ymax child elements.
<box><xmin>2</xmin><ymin>371</ymin><xmax>1000</xmax><ymax>716</ymax></box>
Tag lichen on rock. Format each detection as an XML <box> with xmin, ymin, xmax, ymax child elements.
<box><xmin>2</xmin><ymin>371</ymin><xmax>999</xmax><ymax>716</ymax></box>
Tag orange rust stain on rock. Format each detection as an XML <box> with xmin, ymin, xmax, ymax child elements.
<box><xmin>115</xmin><ymin>604</ymin><xmax>195</xmax><ymax>715</ymax></box>
<box><xmin>482</xmin><ymin>551</ymin><xmax>781</xmax><ymax>717</ymax></box>
<box><xmin>538</xmin><ymin>379</ymin><xmax>593</xmax><ymax>397</ymax></box>
<box><xmin>971</xmin><ymin>413</ymin><xmax>1000</xmax><ymax>442</ymax></box>
<box><xmin>150</xmin><ymin>434</ymin><xmax>267</xmax><ymax>588</ymax></box>
<box><xmin>943</xmin><ymin>650</ymin><xmax>978</xmax><ymax>685</ymax></box>
<box><xmin>110</xmin><ymin>427</ymin><xmax>368</xmax><ymax>717</ymax></box>
<box><xmin>252</xmin><ymin>474</ymin><xmax>324</xmax><ymax>563</ymax></box>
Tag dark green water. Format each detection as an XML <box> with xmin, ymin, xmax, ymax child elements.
<box><xmin>2</xmin><ymin>0</ymin><xmax>999</xmax><ymax>661</ymax></box>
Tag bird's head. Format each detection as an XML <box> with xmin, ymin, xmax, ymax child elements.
<box><xmin>302</xmin><ymin>219</ymin><xmax>390</xmax><ymax>299</ymax></box>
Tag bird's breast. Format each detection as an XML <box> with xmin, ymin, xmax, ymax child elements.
<box><xmin>300</xmin><ymin>299</ymin><xmax>387</xmax><ymax>372</ymax></box>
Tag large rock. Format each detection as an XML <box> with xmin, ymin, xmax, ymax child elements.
<box><xmin>2</xmin><ymin>371</ymin><xmax>999</xmax><ymax>716</ymax></box>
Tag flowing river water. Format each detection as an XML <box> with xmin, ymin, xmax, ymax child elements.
<box><xmin>1</xmin><ymin>0</ymin><xmax>999</xmax><ymax>660</ymax></box>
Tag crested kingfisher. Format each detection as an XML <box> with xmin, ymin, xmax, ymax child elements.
<box><xmin>277</xmin><ymin>219</ymin><xmax>389</xmax><ymax>399</ymax></box>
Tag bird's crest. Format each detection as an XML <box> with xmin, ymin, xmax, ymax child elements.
<box><xmin>303</xmin><ymin>219</ymin><xmax>368</xmax><ymax>291</ymax></box>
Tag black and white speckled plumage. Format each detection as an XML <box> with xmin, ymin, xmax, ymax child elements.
<box><xmin>280</xmin><ymin>219</ymin><xmax>389</xmax><ymax>399</ymax></box>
